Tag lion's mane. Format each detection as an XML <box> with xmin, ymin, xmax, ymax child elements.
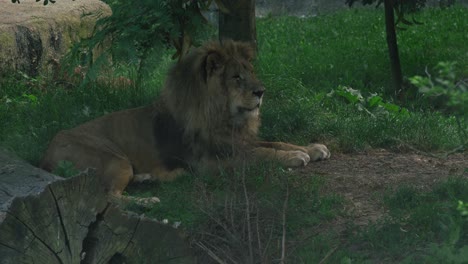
<box><xmin>153</xmin><ymin>40</ymin><xmax>261</xmax><ymax>168</ymax></box>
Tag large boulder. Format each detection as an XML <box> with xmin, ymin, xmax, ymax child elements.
<box><xmin>0</xmin><ymin>0</ymin><xmax>111</xmax><ymax>77</ymax></box>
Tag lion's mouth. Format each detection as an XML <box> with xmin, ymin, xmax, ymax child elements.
<box><xmin>237</xmin><ymin>105</ymin><xmax>259</xmax><ymax>114</ymax></box>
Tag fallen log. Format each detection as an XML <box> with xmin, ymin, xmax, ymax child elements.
<box><xmin>0</xmin><ymin>149</ymin><xmax>195</xmax><ymax>263</ymax></box>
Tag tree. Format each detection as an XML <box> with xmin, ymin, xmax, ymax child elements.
<box><xmin>218</xmin><ymin>0</ymin><xmax>257</xmax><ymax>50</ymax></box>
<box><xmin>346</xmin><ymin>0</ymin><xmax>427</xmax><ymax>99</ymax></box>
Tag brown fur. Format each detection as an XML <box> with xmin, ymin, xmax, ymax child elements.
<box><xmin>40</xmin><ymin>40</ymin><xmax>330</xmax><ymax>195</ymax></box>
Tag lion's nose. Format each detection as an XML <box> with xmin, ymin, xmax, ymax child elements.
<box><xmin>253</xmin><ymin>90</ymin><xmax>264</xmax><ymax>98</ymax></box>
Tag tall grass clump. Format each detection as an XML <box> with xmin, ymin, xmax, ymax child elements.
<box><xmin>126</xmin><ymin>162</ymin><xmax>342</xmax><ymax>263</ymax></box>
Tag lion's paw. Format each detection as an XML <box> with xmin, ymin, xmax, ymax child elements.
<box><xmin>306</xmin><ymin>144</ymin><xmax>331</xmax><ymax>161</ymax></box>
<box><xmin>281</xmin><ymin>150</ymin><xmax>310</xmax><ymax>167</ymax></box>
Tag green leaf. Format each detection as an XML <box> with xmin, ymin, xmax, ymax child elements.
<box><xmin>22</xmin><ymin>93</ymin><xmax>38</xmax><ymax>104</ymax></box>
<box><xmin>381</xmin><ymin>102</ymin><xmax>400</xmax><ymax>113</ymax></box>
<box><xmin>368</xmin><ymin>95</ymin><xmax>383</xmax><ymax>108</ymax></box>
<box><xmin>334</xmin><ymin>86</ymin><xmax>364</xmax><ymax>104</ymax></box>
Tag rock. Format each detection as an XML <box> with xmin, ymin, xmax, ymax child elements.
<box><xmin>0</xmin><ymin>0</ymin><xmax>111</xmax><ymax>77</ymax></box>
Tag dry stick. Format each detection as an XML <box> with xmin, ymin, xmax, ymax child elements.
<box><xmin>262</xmin><ymin>223</ymin><xmax>275</xmax><ymax>259</ymax></box>
<box><xmin>242</xmin><ymin>161</ymin><xmax>254</xmax><ymax>264</ymax></box>
<box><xmin>195</xmin><ymin>241</ymin><xmax>227</xmax><ymax>264</ymax></box>
<box><xmin>197</xmin><ymin>205</ymin><xmax>240</xmax><ymax>244</ymax></box>
<box><xmin>202</xmin><ymin>240</ymin><xmax>239</xmax><ymax>264</ymax></box>
<box><xmin>391</xmin><ymin>137</ymin><xmax>462</xmax><ymax>159</ymax></box>
<box><xmin>280</xmin><ymin>178</ymin><xmax>289</xmax><ymax>264</ymax></box>
<box><xmin>224</xmin><ymin>195</ymin><xmax>230</xmax><ymax>229</ymax></box>
<box><xmin>318</xmin><ymin>246</ymin><xmax>338</xmax><ymax>264</ymax></box>
<box><xmin>198</xmin><ymin>232</ymin><xmax>231</xmax><ymax>244</ymax></box>
<box><xmin>230</xmin><ymin>196</ymin><xmax>235</xmax><ymax>230</ymax></box>
<box><xmin>256</xmin><ymin>206</ymin><xmax>263</xmax><ymax>261</ymax></box>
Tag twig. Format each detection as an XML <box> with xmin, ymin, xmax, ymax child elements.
<box><xmin>242</xmin><ymin>161</ymin><xmax>254</xmax><ymax>264</ymax></box>
<box><xmin>197</xmin><ymin>205</ymin><xmax>240</xmax><ymax>244</ymax></box>
<box><xmin>424</xmin><ymin>66</ymin><xmax>434</xmax><ymax>87</ymax></box>
<box><xmin>455</xmin><ymin>117</ymin><xmax>467</xmax><ymax>145</ymax></box>
<box><xmin>280</xmin><ymin>178</ymin><xmax>289</xmax><ymax>264</ymax></box>
<box><xmin>391</xmin><ymin>137</ymin><xmax>465</xmax><ymax>159</ymax></box>
<box><xmin>262</xmin><ymin>222</ymin><xmax>275</xmax><ymax>260</ymax></box>
<box><xmin>318</xmin><ymin>246</ymin><xmax>338</xmax><ymax>264</ymax></box>
<box><xmin>195</xmin><ymin>241</ymin><xmax>227</xmax><ymax>264</ymax></box>
<box><xmin>256</xmin><ymin>206</ymin><xmax>263</xmax><ymax>261</ymax></box>
<box><xmin>443</xmin><ymin>144</ymin><xmax>466</xmax><ymax>158</ymax></box>
<box><xmin>197</xmin><ymin>232</ymin><xmax>231</xmax><ymax>244</ymax></box>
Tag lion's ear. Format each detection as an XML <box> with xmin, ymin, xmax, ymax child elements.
<box><xmin>205</xmin><ymin>52</ymin><xmax>225</xmax><ymax>78</ymax></box>
<box><xmin>239</xmin><ymin>42</ymin><xmax>256</xmax><ymax>62</ymax></box>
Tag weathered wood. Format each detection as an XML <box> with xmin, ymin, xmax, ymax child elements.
<box><xmin>0</xmin><ymin>149</ymin><xmax>195</xmax><ymax>263</ymax></box>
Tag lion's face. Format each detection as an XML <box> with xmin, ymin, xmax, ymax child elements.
<box><xmin>205</xmin><ymin>50</ymin><xmax>265</xmax><ymax>127</ymax></box>
<box><xmin>226</xmin><ymin>63</ymin><xmax>264</xmax><ymax>128</ymax></box>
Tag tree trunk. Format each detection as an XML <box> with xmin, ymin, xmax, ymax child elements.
<box><xmin>384</xmin><ymin>0</ymin><xmax>404</xmax><ymax>98</ymax></box>
<box><xmin>218</xmin><ymin>0</ymin><xmax>257</xmax><ymax>50</ymax></box>
<box><xmin>0</xmin><ymin>149</ymin><xmax>195</xmax><ymax>264</ymax></box>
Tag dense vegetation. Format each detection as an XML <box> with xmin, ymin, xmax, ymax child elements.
<box><xmin>1</xmin><ymin>5</ymin><xmax>467</xmax><ymax>263</ymax></box>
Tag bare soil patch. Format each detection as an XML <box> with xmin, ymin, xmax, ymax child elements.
<box><xmin>300</xmin><ymin>149</ymin><xmax>468</xmax><ymax>230</ymax></box>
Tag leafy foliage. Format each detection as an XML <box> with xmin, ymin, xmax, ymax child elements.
<box><xmin>327</xmin><ymin>85</ymin><xmax>410</xmax><ymax>118</ymax></box>
<box><xmin>346</xmin><ymin>0</ymin><xmax>427</xmax><ymax>23</ymax></box>
<box><xmin>410</xmin><ymin>62</ymin><xmax>467</xmax><ymax>118</ymax></box>
<box><xmin>458</xmin><ymin>200</ymin><xmax>468</xmax><ymax>218</ymax></box>
<box><xmin>68</xmin><ymin>0</ymin><xmax>214</xmax><ymax>85</ymax></box>
<box><xmin>410</xmin><ymin>62</ymin><xmax>467</xmax><ymax>149</ymax></box>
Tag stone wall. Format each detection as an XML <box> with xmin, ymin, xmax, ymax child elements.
<box><xmin>256</xmin><ymin>0</ymin><xmax>467</xmax><ymax>17</ymax></box>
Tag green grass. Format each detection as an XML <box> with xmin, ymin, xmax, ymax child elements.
<box><xmin>255</xmin><ymin>5</ymin><xmax>467</xmax><ymax>150</ymax></box>
<box><xmin>339</xmin><ymin>177</ymin><xmax>468</xmax><ymax>263</ymax></box>
<box><xmin>1</xmin><ymin>6</ymin><xmax>466</xmax><ymax>162</ymax></box>
<box><xmin>256</xmin><ymin>6</ymin><xmax>468</xmax><ymax>93</ymax></box>
<box><xmin>1</xmin><ymin>5</ymin><xmax>467</xmax><ymax>263</ymax></box>
<box><xmin>0</xmin><ymin>69</ymin><xmax>164</xmax><ymax>164</ymax></box>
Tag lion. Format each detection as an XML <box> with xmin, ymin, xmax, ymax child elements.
<box><xmin>40</xmin><ymin>40</ymin><xmax>330</xmax><ymax>197</ymax></box>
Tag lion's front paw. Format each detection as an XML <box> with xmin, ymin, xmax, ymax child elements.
<box><xmin>306</xmin><ymin>144</ymin><xmax>331</xmax><ymax>161</ymax></box>
<box><xmin>279</xmin><ymin>150</ymin><xmax>310</xmax><ymax>167</ymax></box>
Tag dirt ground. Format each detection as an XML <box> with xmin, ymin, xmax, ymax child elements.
<box><xmin>300</xmin><ymin>149</ymin><xmax>468</xmax><ymax>230</ymax></box>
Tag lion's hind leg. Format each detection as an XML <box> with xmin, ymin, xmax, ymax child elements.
<box><xmin>101</xmin><ymin>160</ymin><xmax>165</xmax><ymax>209</ymax></box>
<box><xmin>41</xmin><ymin>131</ymin><xmax>160</xmax><ymax>207</ymax></box>
<box><xmin>113</xmin><ymin>167</ymin><xmax>186</xmax><ymax>208</ymax></box>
